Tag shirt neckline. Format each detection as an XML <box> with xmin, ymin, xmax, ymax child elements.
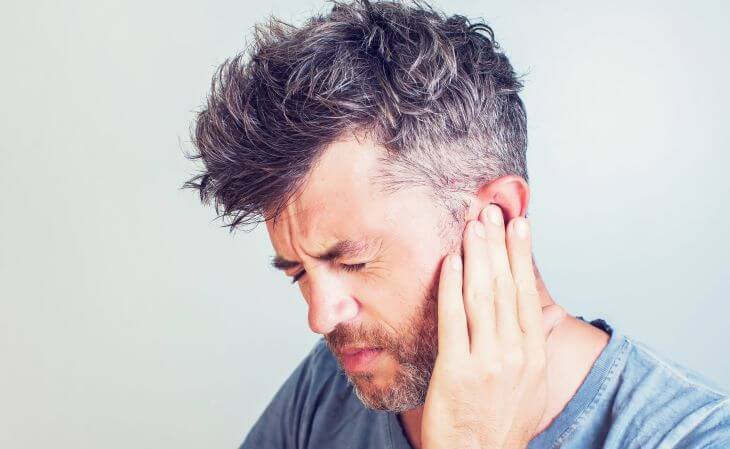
<box><xmin>527</xmin><ymin>317</ymin><xmax>629</xmax><ymax>448</ymax></box>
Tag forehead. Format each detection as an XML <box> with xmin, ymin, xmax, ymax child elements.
<box><xmin>267</xmin><ymin>138</ymin><xmax>392</xmax><ymax>243</ymax></box>
<box><xmin>265</xmin><ymin>135</ymin><xmax>423</xmax><ymax>253</ymax></box>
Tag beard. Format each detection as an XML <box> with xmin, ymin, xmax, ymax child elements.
<box><xmin>323</xmin><ymin>209</ymin><xmax>464</xmax><ymax>413</ymax></box>
<box><xmin>323</xmin><ymin>277</ymin><xmax>440</xmax><ymax>413</ymax></box>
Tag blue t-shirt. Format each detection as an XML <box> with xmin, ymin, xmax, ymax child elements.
<box><xmin>240</xmin><ymin>318</ymin><xmax>730</xmax><ymax>449</ymax></box>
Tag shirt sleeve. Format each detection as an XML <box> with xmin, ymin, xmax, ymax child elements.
<box><xmin>238</xmin><ymin>340</ymin><xmax>326</xmax><ymax>449</ymax></box>
<box><xmin>672</xmin><ymin>397</ymin><xmax>730</xmax><ymax>449</ymax></box>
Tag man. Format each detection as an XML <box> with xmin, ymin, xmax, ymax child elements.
<box><xmin>184</xmin><ymin>0</ymin><xmax>730</xmax><ymax>448</ymax></box>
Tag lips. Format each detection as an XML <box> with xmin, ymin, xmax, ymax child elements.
<box><xmin>340</xmin><ymin>347</ymin><xmax>384</xmax><ymax>372</ymax></box>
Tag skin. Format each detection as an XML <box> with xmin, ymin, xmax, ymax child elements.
<box><xmin>265</xmin><ymin>134</ymin><xmax>610</xmax><ymax>449</ymax></box>
<box><xmin>422</xmin><ymin>204</ymin><xmax>567</xmax><ymax>449</ymax></box>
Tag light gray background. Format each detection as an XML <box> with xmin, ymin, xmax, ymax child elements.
<box><xmin>1</xmin><ymin>1</ymin><xmax>728</xmax><ymax>448</ymax></box>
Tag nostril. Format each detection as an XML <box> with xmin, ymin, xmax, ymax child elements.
<box><xmin>308</xmin><ymin>307</ymin><xmax>334</xmax><ymax>335</ymax></box>
<box><xmin>335</xmin><ymin>296</ymin><xmax>360</xmax><ymax>321</ymax></box>
<box><xmin>307</xmin><ymin>295</ymin><xmax>360</xmax><ymax>335</ymax></box>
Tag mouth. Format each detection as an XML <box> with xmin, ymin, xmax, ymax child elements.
<box><xmin>340</xmin><ymin>347</ymin><xmax>384</xmax><ymax>373</ymax></box>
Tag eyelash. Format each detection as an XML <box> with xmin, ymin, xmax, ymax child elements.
<box><xmin>290</xmin><ymin>263</ymin><xmax>367</xmax><ymax>284</ymax></box>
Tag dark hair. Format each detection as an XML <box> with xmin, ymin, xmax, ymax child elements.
<box><xmin>183</xmin><ymin>0</ymin><xmax>528</xmax><ymax>232</ymax></box>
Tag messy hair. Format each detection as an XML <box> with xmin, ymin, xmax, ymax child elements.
<box><xmin>183</xmin><ymin>0</ymin><xmax>528</xmax><ymax>232</ymax></box>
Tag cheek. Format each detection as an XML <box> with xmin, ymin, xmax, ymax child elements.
<box><xmin>392</xmin><ymin>212</ymin><xmax>449</xmax><ymax>271</ymax></box>
<box><xmin>377</xmin><ymin>244</ymin><xmax>443</xmax><ymax>326</ymax></box>
<box><xmin>397</xmin><ymin>237</ymin><xmax>445</xmax><ymax>293</ymax></box>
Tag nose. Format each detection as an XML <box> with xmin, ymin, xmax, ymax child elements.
<box><xmin>303</xmin><ymin>269</ymin><xmax>360</xmax><ymax>335</ymax></box>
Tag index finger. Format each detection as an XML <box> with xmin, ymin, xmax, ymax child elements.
<box><xmin>436</xmin><ymin>253</ymin><xmax>469</xmax><ymax>361</ymax></box>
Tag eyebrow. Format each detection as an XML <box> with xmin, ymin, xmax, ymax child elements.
<box><xmin>270</xmin><ymin>239</ymin><xmax>376</xmax><ymax>271</ymax></box>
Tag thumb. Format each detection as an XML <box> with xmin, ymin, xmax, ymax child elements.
<box><xmin>541</xmin><ymin>304</ymin><xmax>567</xmax><ymax>340</ymax></box>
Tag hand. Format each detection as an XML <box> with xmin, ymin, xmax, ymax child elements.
<box><xmin>421</xmin><ymin>204</ymin><xmax>566</xmax><ymax>449</ymax></box>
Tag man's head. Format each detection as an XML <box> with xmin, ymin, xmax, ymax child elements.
<box><xmin>185</xmin><ymin>0</ymin><xmax>530</xmax><ymax>412</ymax></box>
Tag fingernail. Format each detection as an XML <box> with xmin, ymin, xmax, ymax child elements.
<box><xmin>450</xmin><ymin>254</ymin><xmax>462</xmax><ymax>271</ymax></box>
<box><xmin>488</xmin><ymin>204</ymin><xmax>503</xmax><ymax>225</ymax></box>
<box><xmin>515</xmin><ymin>218</ymin><xmax>529</xmax><ymax>239</ymax></box>
<box><xmin>472</xmin><ymin>221</ymin><xmax>486</xmax><ymax>238</ymax></box>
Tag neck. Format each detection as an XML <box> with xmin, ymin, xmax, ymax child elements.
<box><xmin>397</xmin><ymin>263</ymin><xmax>610</xmax><ymax>449</ymax></box>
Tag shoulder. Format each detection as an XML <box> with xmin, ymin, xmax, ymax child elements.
<box><xmin>612</xmin><ymin>335</ymin><xmax>730</xmax><ymax>448</ymax></box>
<box><xmin>625</xmin><ymin>337</ymin><xmax>728</xmax><ymax>396</ymax></box>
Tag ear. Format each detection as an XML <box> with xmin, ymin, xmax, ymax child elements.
<box><xmin>465</xmin><ymin>175</ymin><xmax>530</xmax><ymax>223</ymax></box>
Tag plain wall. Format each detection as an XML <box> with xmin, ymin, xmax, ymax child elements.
<box><xmin>1</xmin><ymin>1</ymin><xmax>728</xmax><ymax>448</ymax></box>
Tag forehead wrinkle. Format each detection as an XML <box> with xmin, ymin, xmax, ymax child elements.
<box><xmin>270</xmin><ymin>137</ymin><xmax>387</xmax><ymax>267</ymax></box>
<box><xmin>314</xmin><ymin>237</ymin><xmax>380</xmax><ymax>260</ymax></box>
<box><xmin>267</xmin><ymin>198</ymin><xmax>309</xmax><ymax>264</ymax></box>
<box><xmin>271</xmin><ymin>196</ymin><xmax>355</xmax><ymax>266</ymax></box>
<box><xmin>272</xmin><ymin>235</ymin><xmax>381</xmax><ymax>270</ymax></box>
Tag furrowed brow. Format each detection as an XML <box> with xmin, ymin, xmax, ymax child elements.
<box><xmin>317</xmin><ymin>239</ymin><xmax>374</xmax><ymax>260</ymax></box>
<box><xmin>270</xmin><ymin>239</ymin><xmax>376</xmax><ymax>271</ymax></box>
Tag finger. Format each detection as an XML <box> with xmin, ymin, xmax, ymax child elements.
<box><xmin>436</xmin><ymin>253</ymin><xmax>469</xmax><ymax>360</ymax></box>
<box><xmin>505</xmin><ymin>217</ymin><xmax>542</xmax><ymax>339</ymax></box>
<box><xmin>479</xmin><ymin>204</ymin><xmax>521</xmax><ymax>343</ymax></box>
<box><xmin>462</xmin><ymin>220</ymin><xmax>498</xmax><ymax>357</ymax></box>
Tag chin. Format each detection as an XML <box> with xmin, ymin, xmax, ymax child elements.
<box><xmin>346</xmin><ymin>359</ymin><xmax>428</xmax><ymax>413</ymax></box>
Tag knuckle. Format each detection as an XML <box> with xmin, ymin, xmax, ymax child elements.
<box><xmin>445</xmin><ymin>367</ymin><xmax>464</xmax><ymax>382</ymax></box>
<box><xmin>445</xmin><ymin>365</ymin><xmax>480</xmax><ymax>388</ymax></box>
<box><xmin>494</xmin><ymin>274</ymin><xmax>516</xmax><ymax>297</ymax></box>
<box><xmin>463</xmin><ymin>368</ymin><xmax>481</xmax><ymax>385</ymax></box>
<box><xmin>439</xmin><ymin>363</ymin><xmax>464</xmax><ymax>383</ymax></box>
<box><xmin>483</xmin><ymin>360</ymin><xmax>503</xmax><ymax>377</ymax></box>
<box><xmin>526</xmin><ymin>352</ymin><xmax>546</xmax><ymax>374</ymax></box>
<box><xmin>503</xmin><ymin>348</ymin><xmax>525</xmax><ymax>368</ymax></box>
<box><xmin>465</xmin><ymin>286</ymin><xmax>492</xmax><ymax>303</ymax></box>
<box><xmin>530</xmin><ymin>351</ymin><xmax>547</xmax><ymax>371</ymax></box>
<box><xmin>515</xmin><ymin>280</ymin><xmax>539</xmax><ymax>297</ymax></box>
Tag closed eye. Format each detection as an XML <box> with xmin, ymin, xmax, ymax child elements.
<box><xmin>340</xmin><ymin>262</ymin><xmax>366</xmax><ymax>272</ymax></box>
<box><xmin>290</xmin><ymin>263</ymin><xmax>367</xmax><ymax>284</ymax></box>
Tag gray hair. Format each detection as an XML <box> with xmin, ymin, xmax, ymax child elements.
<box><xmin>183</xmin><ymin>0</ymin><xmax>528</xmax><ymax>232</ymax></box>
